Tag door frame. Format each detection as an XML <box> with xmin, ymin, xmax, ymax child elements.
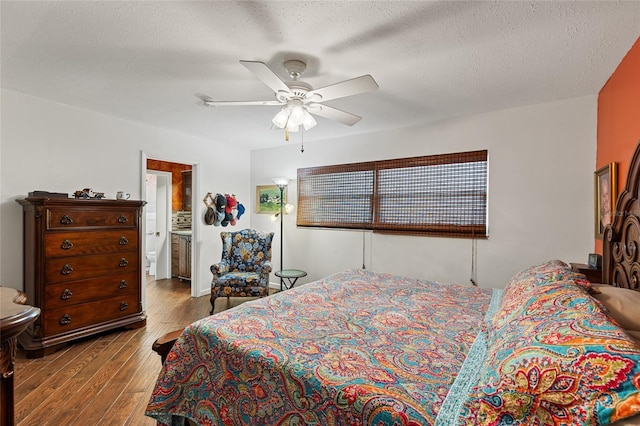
<box><xmin>140</xmin><ymin>151</ymin><xmax>199</xmax><ymax>302</ymax></box>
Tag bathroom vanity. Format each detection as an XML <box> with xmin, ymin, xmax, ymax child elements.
<box><xmin>171</xmin><ymin>231</ymin><xmax>191</xmax><ymax>281</ymax></box>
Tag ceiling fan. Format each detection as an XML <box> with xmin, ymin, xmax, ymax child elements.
<box><xmin>202</xmin><ymin>59</ymin><xmax>379</xmax><ymax>135</ymax></box>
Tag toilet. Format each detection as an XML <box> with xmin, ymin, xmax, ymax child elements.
<box><xmin>147</xmin><ymin>251</ymin><xmax>156</xmax><ymax>276</ymax></box>
<box><xmin>145</xmin><ymin>211</ymin><xmax>157</xmax><ymax>276</ymax></box>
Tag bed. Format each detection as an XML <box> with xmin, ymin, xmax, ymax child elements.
<box><xmin>146</xmin><ymin>143</ymin><xmax>640</xmax><ymax>426</ymax></box>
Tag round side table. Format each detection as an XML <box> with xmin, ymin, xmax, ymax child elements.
<box><xmin>275</xmin><ymin>269</ymin><xmax>307</xmax><ymax>291</ymax></box>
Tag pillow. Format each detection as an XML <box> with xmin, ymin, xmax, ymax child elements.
<box><xmin>493</xmin><ymin>260</ymin><xmax>591</xmax><ymax>330</ymax></box>
<box><xmin>460</xmin><ymin>280</ymin><xmax>640</xmax><ymax>425</ymax></box>
<box><xmin>591</xmin><ymin>284</ymin><xmax>640</xmax><ymax>332</ymax></box>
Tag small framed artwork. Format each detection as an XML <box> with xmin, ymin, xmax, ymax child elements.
<box><xmin>594</xmin><ymin>162</ymin><xmax>617</xmax><ymax>239</ymax></box>
<box><xmin>256</xmin><ymin>185</ymin><xmax>287</xmax><ymax>214</ymax></box>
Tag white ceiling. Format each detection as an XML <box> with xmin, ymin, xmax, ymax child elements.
<box><xmin>2</xmin><ymin>1</ymin><xmax>639</xmax><ymax>151</ymax></box>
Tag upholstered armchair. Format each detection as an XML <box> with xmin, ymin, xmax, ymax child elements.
<box><xmin>210</xmin><ymin>228</ymin><xmax>274</xmax><ymax>314</ymax></box>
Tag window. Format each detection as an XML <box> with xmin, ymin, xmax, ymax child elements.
<box><xmin>297</xmin><ymin>150</ymin><xmax>488</xmax><ymax>238</ymax></box>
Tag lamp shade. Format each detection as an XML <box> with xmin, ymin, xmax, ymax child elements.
<box><xmin>272</xmin><ymin>108</ymin><xmax>290</xmax><ymax>128</ymax></box>
<box><xmin>289</xmin><ymin>104</ymin><xmax>305</xmax><ymax>124</ymax></box>
<box><xmin>302</xmin><ymin>111</ymin><xmax>317</xmax><ymax>130</ymax></box>
<box><xmin>271</xmin><ymin>177</ymin><xmax>289</xmax><ymax>187</ymax></box>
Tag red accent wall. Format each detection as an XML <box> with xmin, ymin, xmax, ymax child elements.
<box><xmin>146</xmin><ymin>159</ymin><xmax>192</xmax><ymax>212</ymax></box>
<box><xmin>595</xmin><ymin>36</ymin><xmax>640</xmax><ymax>253</ymax></box>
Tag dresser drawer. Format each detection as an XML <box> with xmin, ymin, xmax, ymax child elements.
<box><xmin>46</xmin><ymin>208</ymin><xmax>138</xmax><ymax>230</ymax></box>
<box><xmin>46</xmin><ymin>252</ymin><xmax>138</xmax><ymax>284</ymax></box>
<box><xmin>42</xmin><ymin>293</ymin><xmax>140</xmax><ymax>335</ymax></box>
<box><xmin>44</xmin><ymin>229</ymin><xmax>139</xmax><ymax>258</ymax></box>
<box><xmin>44</xmin><ymin>272</ymin><xmax>138</xmax><ymax>309</ymax></box>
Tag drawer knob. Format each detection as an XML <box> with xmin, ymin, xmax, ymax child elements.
<box><xmin>119</xmin><ymin>280</ymin><xmax>128</xmax><ymax>289</ymax></box>
<box><xmin>119</xmin><ymin>302</ymin><xmax>129</xmax><ymax>311</ymax></box>
<box><xmin>61</xmin><ymin>239</ymin><xmax>74</xmax><ymax>250</ymax></box>
<box><xmin>60</xmin><ymin>215</ymin><xmax>74</xmax><ymax>225</ymax></box>
<box><xmin>59</xmin><ymin>314</ymin><xmax>72</xmax><ymax>325</ymax></box>
<box><xmin>119</xmin><ymin>258</ymin><xmax>129</xmax><ymax>267</ymax></box>
<box><xmin>61</xmin><ymin>264</ymin><xmax>74</xmax><ymax>275</ymax></box>
<box><xmin>117</xmin><ymin>215</ymin><xmax>128</xmax><ymax>224</ymax></box>
<box><xmin>60</xmin><ymin>289</ymin><xmax>73</xmax><ymax>300</ymax></box>
<box><xmin>119</xmin><ymin>236</ymin><xmax>129</xmax><ymax>246</ymax></box>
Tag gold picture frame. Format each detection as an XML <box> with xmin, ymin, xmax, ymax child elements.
<box><xmin>256</xmin><ymin>185</ymin><xmax>287</xmax><ymax>214</ymax></box>
<box><xmin>594</xmin><ymin>162</ymin><xmax>617</xmax><ymax>239</ymax></box>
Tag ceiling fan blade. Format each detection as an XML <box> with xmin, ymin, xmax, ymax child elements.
<box><xmin>306</xmin><ymin>75</ymin><xmax>378</xmax><ymax>102</ymax></box>
<box><xmin>307</xmin><ymin>104</ymin><xmax>362</xmax><ymax>126</ymax></box>
<box><xmin>203</xmin><ymin>100</ymin><xmax>284</xmax><ymax>107</ymax></box>
<box><xmin>240</xmin><ymin>60</ymin><xmax>292</xmax><ymax>95</ymax></box>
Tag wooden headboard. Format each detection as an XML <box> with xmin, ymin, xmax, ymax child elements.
<box><xmin>603</xmin><ymin>140</ymin><xmax>640</xmax><ymax>291</ymax></box>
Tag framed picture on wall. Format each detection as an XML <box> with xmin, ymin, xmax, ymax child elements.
<box><xmin>594</xmin><ymin>162</ymin><xmax>617</xmax><ymax>239</ymax></box>
<box><xmin>256</xmin><ymin>185</ymin><xmax>287</xmax><ymax>214</ymax></box>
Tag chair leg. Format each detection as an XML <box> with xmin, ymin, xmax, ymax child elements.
<box><xmin>210</xmin><ymin>293</ymin><xmax>217</xmax><ymax>315</ymax></box>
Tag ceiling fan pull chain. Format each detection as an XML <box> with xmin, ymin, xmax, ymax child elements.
<box><xmin>300</xmin><ymin>128</ymin><xmax>304</xmax><ymax>153</ymax></box>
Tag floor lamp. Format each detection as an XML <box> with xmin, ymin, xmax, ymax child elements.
<box><xmin>271</xmin><ymin>177</ymin><xmax>288</xmax><ymax>291</ymax></box>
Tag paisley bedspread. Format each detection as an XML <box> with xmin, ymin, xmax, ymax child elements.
<box><xmin>146</xmin><ymin>268</ymin><xmax>498</xmax><ymax>425</ymax></box>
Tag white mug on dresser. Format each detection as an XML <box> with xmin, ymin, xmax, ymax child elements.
<box><xmin>116</xmin><ymin>191</ymin><xmax>130</xmax><ymax>200</ymax></box>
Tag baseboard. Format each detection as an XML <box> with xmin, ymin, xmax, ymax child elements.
<box><xmin>269</xmin><ymin>281</ymin><xmax>281</xmax><ymax>290</ymax></box>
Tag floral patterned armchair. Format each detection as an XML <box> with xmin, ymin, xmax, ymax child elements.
<box><xmin>210</xmin><ymin>228</ymin><xmax>274</xmax><ymax>314</ymax></box>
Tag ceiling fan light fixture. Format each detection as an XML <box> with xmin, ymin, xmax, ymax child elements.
<box><xmin>285</xmin><ymin>99</ymin><xmax>305</xmax><ymax>125</ymax></box>
<box><xmin>272</xmin><ymin>108</ymin><xmax>290</xmax><ymax>128</ymax></box>
<box><xmin>302</xmin><ymin>111</ymin><xmax>317</xmax><ymax>130</ymax></box>
<box><xmin>290</xmin><ymin>105</ymin><xmax>305</xmax><ymax>124</ymax></box>
<box><xmin>286</xmin><ymin>120</ymin><xmax>300</xmax><ymax>132</ymax></box>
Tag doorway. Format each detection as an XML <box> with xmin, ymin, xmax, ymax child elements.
<box><xmin>142</xmin><ymin>153</ymin><xmax>198</xmax><ymax>299</ymax></box>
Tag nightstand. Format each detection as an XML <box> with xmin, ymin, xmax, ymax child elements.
<box><xmin>570</xmin><ymin>262</ymin><xmax>602</xmax><ymax>283</ymax></box>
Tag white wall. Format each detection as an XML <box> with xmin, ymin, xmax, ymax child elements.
<box><xmin>251</xmin><ymin>96</ymin><xmax>597</xmax><ymax>288</ymax></box>
<box><xmin>1</xmin><ymin>90</ymin><xmax>597</xmax><ymax>294</ymax></box>
<box><xmin>1</xmin><ymin>89</ymin><xmax>252</xmax><ymax>297</ymax></box>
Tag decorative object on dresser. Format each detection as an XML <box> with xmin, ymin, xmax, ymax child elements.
<box><xmin>73</xmin><ymin>188</ymin><xmax>105</xmax><ymax>199</ymax></box>
<box><xmin>16</xmin><ymin>197</ymin><xmax>147</xmax><ymax>359</ymax></box>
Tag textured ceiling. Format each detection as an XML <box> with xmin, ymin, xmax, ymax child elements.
<box><xmin>2</xmin><ymin>1</ymin><xmax>639</xmax><ymax>150</ymax></box>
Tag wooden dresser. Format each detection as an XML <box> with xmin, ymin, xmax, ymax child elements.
<box><xmin>16</xmin><ymin>197</ymin><xmax>147</xmax><ymax>358</ymax></box>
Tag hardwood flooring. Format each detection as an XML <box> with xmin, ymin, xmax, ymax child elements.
<box><xmin>13</xmin><ymin>276</ymin><xmax>216</xmax><ymax>425</ymax></box>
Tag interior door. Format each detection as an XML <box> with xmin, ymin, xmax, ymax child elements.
<box><xmin>154</xmin><ymin>171</ymin><xmax>172</xmax><ymax>280</ymax></box>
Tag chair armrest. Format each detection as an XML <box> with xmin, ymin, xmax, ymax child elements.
<box><xmin>152</xmin><ymin>328</ymin><xmax>184</xmax><ymax>365</ymax></box>
<box><xmin>210</xmin><ymin>262</ymin><xmax>230</xmax><ymax>278</ymax></box>
<box><xmin>259</xmin><ymin>261</ymin><xmax>273</xmax><ymax>286</ymax></box>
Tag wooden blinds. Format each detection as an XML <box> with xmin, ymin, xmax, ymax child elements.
<box><xmin>297</xmin><ymin>150</ymin><xmax>488</xmax><ymax>238</ymax></box>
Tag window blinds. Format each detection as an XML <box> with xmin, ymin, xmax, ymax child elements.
<box><xmin>297</xmin><ymin>150</ymin><xmax>488</xmax><ymax>238</ymax></box>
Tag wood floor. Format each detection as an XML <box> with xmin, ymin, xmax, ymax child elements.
<box><xmin>13</xmin><ymin>276</ymin><xmax>214</xmax><ymax>425</ymax></box>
